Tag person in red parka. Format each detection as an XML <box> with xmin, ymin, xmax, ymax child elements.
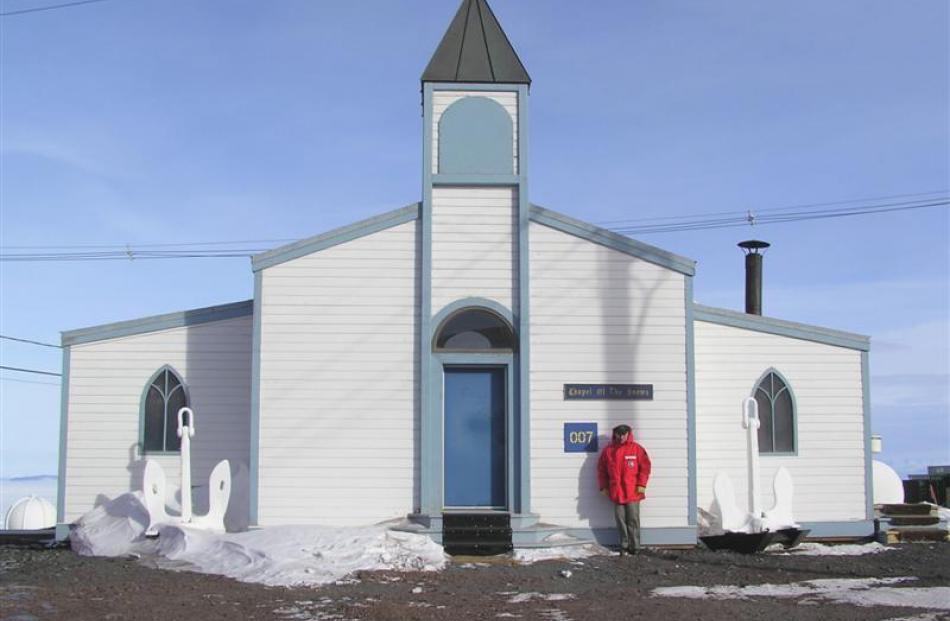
<box><xmin>597</xmin><ymin>424</ymin><xmax>652</xmax><ymax>556</ymax></box>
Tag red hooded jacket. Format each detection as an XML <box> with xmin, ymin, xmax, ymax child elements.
<box><xmin>597</xmin><ymin>432</ymin><xmax>652</xmax><ymax>504</ymax></box>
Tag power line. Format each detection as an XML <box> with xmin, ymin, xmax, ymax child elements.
<box><xmin>0</xmin><ymin>193</ymin><xmax>946</xmax><ymax>262</ymax></box>
<box><xmin>596</xmin><ymin>189</ymin><xmax>949</xmax><ymax>226</ymax></box>
<box><xmin>0</xmin><ymin>0</ymin><xmax>113</xmax><ymax>17</ymax></box>
<box><xmin>0</xmin><ymin>334</ymin><xmax>61</xmax><ymax>349</ymax></box>
<box><xmin>0</xmin><ymin>365</ymin><xmax>62</xmax><ymax>377</ymax></box>
<box><xmin>2</xmin><ymin>238</ymin><xmax>299</xmax><ymax>251</ymax></box>
<box><xmin>608</xmin><ymin>199</ymin><xmax>948</xmax><ymax>236</ymax></box>
<box><xmin>0</xmin><ymin>376</ymin><xmax>60</xmax><ymax>386</ymax></box>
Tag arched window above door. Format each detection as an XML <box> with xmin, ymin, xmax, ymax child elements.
<box><xmin>434</xmin><ymin>308</ymin><xmax>515</xmax><ymax>352</ymax></box>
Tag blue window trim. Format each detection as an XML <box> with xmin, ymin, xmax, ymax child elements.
<box><xmin>437</xmin><ymin>96</ymin><xmax>514</xmax><ymax>176</ymax></box>
<box><xmin>138</xmin><ymin>365</ymin><xmax>191</xmax><ymax>455</ymax></box>
<box><xmin>432</xmin><ymin>174</ymin><xmax>520</xmax><ymax>186</ymax></box>
<box><xmin>62</xmin><ymin>300</ymin><xmax>253</xmax><ymax>347</ymax></box>
<box><xmin>529</xmin><ymin>204</ymin><xmax>696</xmax><ymax>276</ymax></box>
<box><xmin>694</xmin><ymin>304</ymin><xmax>870</xmax><ymax>352</ymax></box>
<box><xmin>751</xmin><ymin>367</ymin><xmax>798</xmax><ymax>456</ymax></box>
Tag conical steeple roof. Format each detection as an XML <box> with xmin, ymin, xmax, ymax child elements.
<box><xmin>422</xmin><ymin>0</ymin><xmax>530</xmax><ymax>85</ymax></box>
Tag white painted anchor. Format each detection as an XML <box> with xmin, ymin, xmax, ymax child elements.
<box><xmin>710</xmin><ymin>397</ymin><xmax>798</xmax><ymax>533</ymax></box>
<box><xmin>142</xmin><ymin>407</ymin><xmax>232</xmax><ymax>535</ymax></box>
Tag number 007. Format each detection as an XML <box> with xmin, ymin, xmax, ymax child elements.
<box><xmin>569</xmin><ymin>431</ymin><xmax>593</xmax><ymax>444</ymax></box>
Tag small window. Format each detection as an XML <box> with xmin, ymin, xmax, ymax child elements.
<box><xmin>753</xmin><ymin>370</ymin><xmax>795</xmax><ymax>454</ymax></box>
<box><xmin>435</xmin><ymin>308</ymin><xmax>515</xmax><ymax>352</ymax></box>
<box><xmin>142</xmin><ymin>367</ymin><xmax>188</xmax><ymax>452</ymax></box>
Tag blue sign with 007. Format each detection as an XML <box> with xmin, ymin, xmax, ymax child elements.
<box><xmin>563</xmin><ymin>422</ymin><xmax>598</xmax><ymax>453</ymax></box>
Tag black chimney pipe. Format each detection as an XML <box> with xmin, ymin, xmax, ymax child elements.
<box><xmin>738</xmin><ymin>240</ymin><xmax>770</xmax><ymax>315</ymax></box>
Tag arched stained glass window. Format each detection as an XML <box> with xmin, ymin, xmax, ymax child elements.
<box><xmin>753</xmin><ymin>370</ymin><xmax>795</xmax><ymax>454</ymax></box>
<box><xmin>434</xmin><ymin>308</ymin><xmax>515</xmax><ymax>352</ymax></box>
<box><xmin>142</xmin><ymin>367</ymin><xmax>188</xmax><ymax>453</ymax></box>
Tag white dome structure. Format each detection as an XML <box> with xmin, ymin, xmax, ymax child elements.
<box><xmin>872</xmin><ymin>460</ymin><xmax>905</xmax><ymax>505</ymax></box>
<box><xmin>4</xmin><ymin>495</ymin><xmax>56</xmax><ymax>530</ymax></box>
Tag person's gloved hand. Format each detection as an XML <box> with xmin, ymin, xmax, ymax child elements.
<box><xmin>636</xmin><ymin>486</ymin><xmax>647</xmax><ymax>495</ymax></box>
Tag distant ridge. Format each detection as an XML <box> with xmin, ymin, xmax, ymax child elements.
<box><xmin>5</xmin><ymin>475</ymin><xmax>57</xmax><ymax>482</ymax></box>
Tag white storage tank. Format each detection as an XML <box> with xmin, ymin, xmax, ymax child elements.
<box><xmin>4</xmin><ymin>495</ymin><xmax>56</xmax><ymax>530</ymax></box>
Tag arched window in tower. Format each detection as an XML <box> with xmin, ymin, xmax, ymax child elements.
<box><xmin>438</xmin><ymin>96</ymin><xmax>514</xmax><ymax>175</ymax></box>
<box><xmin>753</xmin><ymin>369</ymin><xmax>796</xmax><ymax>454</ymax></box>
<box><xmin>141</xmin><ymin>366</ymin><xmax>189</xmax><ymax>453</ymax></box>
<box><xmin>434</xmin><ymin>308</ymin><xmax>515</xmax><ymax>352</ymax></box>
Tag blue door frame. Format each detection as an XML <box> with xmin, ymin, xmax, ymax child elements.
<box><xmin>443</xmin><ymin>366</ymin><xmax>507</xmax><ymax>508</ymax></box>
<box><xmin>436</xmin><ymin>354</ymin><xmax>515</xmax><ymax>511</ymax></box>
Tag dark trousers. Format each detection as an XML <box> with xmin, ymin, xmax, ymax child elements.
<box><xmin>613</xmin><ymin>501</ymin><xmax>641</xmax><ymax>551</ymax></box>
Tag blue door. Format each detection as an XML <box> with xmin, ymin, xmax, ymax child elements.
<box><xmin>444</xmin><ymin>367</ymin><xmax>506</xmax><ymax>507</ymax></box>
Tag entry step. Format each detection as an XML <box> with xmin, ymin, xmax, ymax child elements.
<box><xmin>443</xmin><ymin>512</ymin><xmax>513</xmax><ymax>556</ymax></box>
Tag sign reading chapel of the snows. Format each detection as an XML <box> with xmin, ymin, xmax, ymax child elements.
<box><xmin>563</xmin><ymin>384</ymin><xmax>654</xmax><ymax>400</ymax></box>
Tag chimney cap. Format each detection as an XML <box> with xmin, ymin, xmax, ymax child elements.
<box><xmin>738</xmin><ymin>239</ymin><xmax>770</xmax><ymax>254</ymax></box>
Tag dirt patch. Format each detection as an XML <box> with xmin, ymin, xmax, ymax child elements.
<box><xmin>2</xmin><ymin>543</ymin><xmax>948</xmax><ymax>620</ymax></box>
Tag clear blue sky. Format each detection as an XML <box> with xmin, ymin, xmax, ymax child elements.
<box><xmin>1</xmin><ymin>0</ymin><xmax>947</xmax><ymax>484</ymax></box>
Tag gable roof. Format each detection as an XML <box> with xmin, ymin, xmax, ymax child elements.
<box><xmin>251</xmin><ymin>203</ymin><xmax>420</xmax><ymax>272</ymax></box>
<box><xmin>422</xmin><ymin>0</ymin><xmax>530</xmax><ymax>85</ymax></box>
<box><xmin>62</xmin><ymin>300</ymin><xmax>253</xmax><ymax>347</ymax></box>
<box><xmin>693</xmin><ymin>304</ymin><xmax>870</xmax><ymax>351</ymax></box>
<box><xmin>529</xmin><ymin>204</ymin><xmax>697</xmax><ymax>276</ymax></box>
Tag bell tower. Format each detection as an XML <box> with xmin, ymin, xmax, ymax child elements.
<box><xmin>417</xmin><ymin>0</ymin><xmax>534</xmax><ymax>532</ymax></box>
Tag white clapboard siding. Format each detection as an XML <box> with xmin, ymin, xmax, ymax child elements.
<box><xmin>432</xmin><ymin>90</ymin><xmax>519</xmax><ymax>175</ymax></box>
<box><xmin>257</xmin><ymin>221</ymin><xmax>418</xmax><ymax>526</ymax></box>
<box><xmin>694</xmin><ymin>320</ymin><xmax>867</xmax><ymax>522</ymax></box>
<box><xmin>63</xmin><ymin>316</ymin><xmax>252</xmax><ymax>523</ymax></box>
<box><xmin>431</xmin><ymin>187</ymin><xmax>518</xmax><ymax>314</ymax></box>
<box><xmin>529</xmin><ymin>222</ymin><xmax>689</xmax><ymax>529</ymax></box>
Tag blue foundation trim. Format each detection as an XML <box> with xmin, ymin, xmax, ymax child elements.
<box><xmin>252</xmin><ymin>203</ymin><xmax>420</xmax><ymax>272</ymax></box>
<box><xmin>861</xmin><ymin>351</ymin><xmax>873</xmax><ymax>520</ymax></box>
<box><xmin>529</xmin><ymin>205</ymin><xmax>696</xmax><ymax>276</ymax></box>
<box><xmin>685</xmin><ymin>276</ymin><xmax>697</xmax><ymax>526</ymax></box>
<box><xmin>800</xmin><ymin>520</ymin><xmax>875</xmax><ymax>538</ymax></box>
<box><xmin>249</xmin><ymin>271</ymin><xmax>263</xmax><ymax>525</ymax></box>
<box><xmin>62</xmin><ymin>300</ymin><xmax>253</xmax><ymax>346</ymax></box>
<box><xmin>565</xmin><ymin>527</ymin><xmax>698</xmax><ymax>547</ymax></box>
<box><xmin>55</xmin><ymin>345</ymin><xmax>70</xmax><ymax>526</ymax></box>
<box><xmin>694</xmin><ymin>304</ymin><xmax>870</xmax><ymax>351</ymax></box>
<box><xmin>516</xmin><ymin>83</ymin><xmax>531</xmax><ymax>516</ymax></box>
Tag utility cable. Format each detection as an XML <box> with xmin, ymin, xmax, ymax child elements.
<box><xmin>0</xmin><ymin>334</ymin><xmax>62</xmax><ymax>348</ymax></box>
<box><xmin>1</xmin><ymin>0</ymin><xmax>113</xmax><ymax>17</ymax></box>
<box><xmin>0</xmin><ymin>365</ymin><xmax>62</xmax><ymax>377</ymax></box>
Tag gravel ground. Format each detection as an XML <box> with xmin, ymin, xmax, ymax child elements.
<box><xmin>2</xmin><ymin>542</ymin><xmax>948</xmax><ymax>620</ymax></box>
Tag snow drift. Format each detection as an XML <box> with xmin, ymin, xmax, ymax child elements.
<box><xmin>69</xmin><ymin>492</ymin><xmax>447</xmax><ymax>587</ymax></box>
